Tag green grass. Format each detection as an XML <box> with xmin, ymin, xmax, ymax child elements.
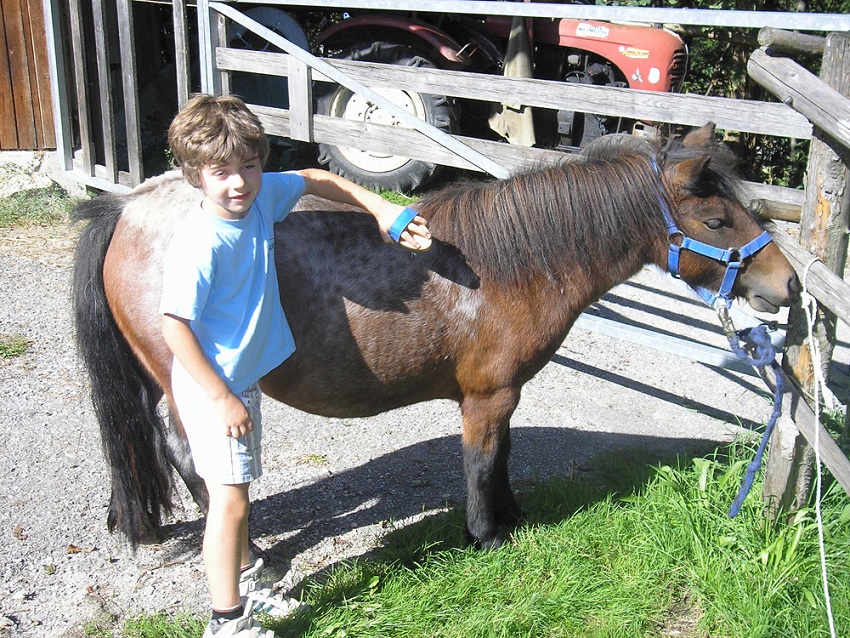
<box><xmin>0</xmin><ymin>334</ymin><xmax>32</xmax><ymax>359</ymax></box>
<box><xmin>378</xmin><ymin>189</ymin><xmax>416</xmax><ymax>207</ymax></box>
<box><xmin>109</xmin><ymin>444</ymin><xmax>850</xmax><ymax>638</ymax></box>
<box><xmin>0</xmin><ymin>184</ymin><xmax>75</xmax><ymax>228</ymax></box>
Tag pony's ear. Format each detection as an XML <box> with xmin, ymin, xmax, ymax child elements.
<box><xmin>682</xmin><ymin>123</ymin><xmax>717</xmax><ymax>148</ymax></box>
<box><xmin>666</xmin><ymin>154</ymin><xmax>712</xmax><ymax>192</ymax></box>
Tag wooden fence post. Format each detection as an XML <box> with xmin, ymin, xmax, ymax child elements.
<box><xmin>762</xmin><ymin>32</ymin><xmax>850</xmax><ymax>516</ymax></box>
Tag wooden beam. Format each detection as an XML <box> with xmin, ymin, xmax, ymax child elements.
<box><xmin>760</xmin><ymin>366</ymin><xmax>850</xmax><ymax>500</ymax></box>
<box><xmin>766</xmin><ymin>221</ymin><xmax>850</xmax><ymax>329</ymax></box>
<box><xmin>758</xmin><ymin>27</ymin><xmax>825</xmax><ymax>55</ymax></box>
<box><xmin>218</xmin><ymin>47</ymin><xmax>813</xmax><ymax>140</ymax></box>
<box><xmin>748</xmin><ymin>47</ymin><xmax>850</xmax><ymax>159</ymax></box>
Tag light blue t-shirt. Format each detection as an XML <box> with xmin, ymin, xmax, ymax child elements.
<box><xmin>160</xmin><ymin>171</ymin><xmax>306</xmax><ymax>393</ymax></box>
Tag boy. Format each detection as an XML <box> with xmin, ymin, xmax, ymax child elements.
<box><xmin>161</xmin><ymin>94</ymin><xmax>430</xmax><ymax>637</ymax></box>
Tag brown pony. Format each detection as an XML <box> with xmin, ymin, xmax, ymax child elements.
<box><xmin>72</xmin><ymin>124</ymin><xmax>797</xmax><ymax>550</ymax></box>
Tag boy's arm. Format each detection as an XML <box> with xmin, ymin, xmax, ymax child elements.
<box><xmin>297</xmin><ymin>168</ymin><xmax>431</xmax><ymax>250</ymax></box>
<box><xmin>162</xmin><ymin>314</ymin><xmax>253</xmax><ymax>438</ymax></box>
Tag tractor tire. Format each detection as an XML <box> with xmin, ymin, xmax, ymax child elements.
<box><xmin>317</xmin><ymin>41</ymin><xmax>458</xmax><ymax>192</ymax></box>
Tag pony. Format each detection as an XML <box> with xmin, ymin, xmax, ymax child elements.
<box><xmin>72</xmin><ymin>124</ymin><xmax>797</xmax><ymax>550</ymax></box>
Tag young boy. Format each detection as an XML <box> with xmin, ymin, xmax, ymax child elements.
<box><xmin>160</xmin><ymin>94</ymin><xmax>430</xmax><ymax>637</ymax></box>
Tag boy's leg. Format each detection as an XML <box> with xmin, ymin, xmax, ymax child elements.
<box><xmin>204</xmin><ymin>481</ymin><xmax>251</xmax><ymax>611</ymax></box>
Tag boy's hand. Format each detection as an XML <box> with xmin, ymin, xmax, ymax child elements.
<box><xmin>376</xmin><ymin>202</ymin><xmax>432</xmax><ymax>251</ymax></box>
<box><xmin>216</xmin><ymin>391</ymin><xmax>253</xmax><ymax>438</ymax></box>
<box><xmin>297</xmin><ymin>169</ymin><xmax>432</xmax><ymax>250</ymax></box>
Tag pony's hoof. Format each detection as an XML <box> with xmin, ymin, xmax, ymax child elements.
<box><xmin>479</xmin><ymin>533</ymin><xmax>507</xmax><ymax>551</ymax></box>
<box><xmin>466</xmin><ymin>526</ymin><xmax>507</xmax><ymax>551</ymax></box>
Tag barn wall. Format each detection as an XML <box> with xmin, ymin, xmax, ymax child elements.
<box><xmin>0</xmin><ymin>0</ymin><xmax>55</xmax><ymax>150</ymax></box>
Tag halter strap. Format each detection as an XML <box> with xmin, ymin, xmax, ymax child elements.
<box><xmin>649</xmin><ymin>157</ymin><xmax>773</xmax><ymax>308</ymax></box>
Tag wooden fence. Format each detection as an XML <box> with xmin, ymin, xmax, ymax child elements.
<box><xmin>748</xmin><ymin>31</ymin><xmax>850</xmax><ymax>511</ymax></box>
<box><xmin>1</xmin><ymin>0</ymin><xmax>54</xmax><ymax>150</ymax></box>
<box><xmin>41</xmin><ymin>0</ymin><xmax>850</xmax><ymax>511</ymax></box>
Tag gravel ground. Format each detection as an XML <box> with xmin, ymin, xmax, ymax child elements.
<box><xmin>0</xmin><ymin>153</ymin><xmax>811</xmax><ymax>637</ymax></box>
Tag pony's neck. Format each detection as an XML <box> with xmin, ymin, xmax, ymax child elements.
<box><xmin>424</xmin><ymin>157</ymin><xmax>668</xmax><ymax>290</ymax></box>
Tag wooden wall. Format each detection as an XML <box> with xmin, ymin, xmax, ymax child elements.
<box><xmin>0</xmin><ymin>0</ymin><xmax>55</xmax><ymax>150</ymax></box>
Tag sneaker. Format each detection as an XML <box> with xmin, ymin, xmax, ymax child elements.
<box><xmin>238</xmin><ymin>558</ymin><xmax>265</xmax><ymax>597</ymax></box>
<box><xmin>202</xmin><ymin>611</ymin><xmax>274</xmax><ymax>638</ymax></box>
<box><xmin>245</xmin><ymin>587</ymin><xmax>309</xmax><ymax>619</ymax></box>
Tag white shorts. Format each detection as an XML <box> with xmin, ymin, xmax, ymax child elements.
<box><xmin>171</xmin><ymin>360</ymin><xmax>263</xmax><ymax>485</ymax></box>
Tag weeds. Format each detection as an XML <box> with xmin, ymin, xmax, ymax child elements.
<box><xmin>0</xmin><ymin>184</ymin><xmax>75</xmax><ymax>228</ymax></box>
<box><xmin>0</xmin><ymin>334</ymin><xmax>32</xmax><ymax>359</ymax></box>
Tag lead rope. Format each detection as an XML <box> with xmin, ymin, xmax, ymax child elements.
<box><xmin>721</xmin><ymin>304</ymin><xmax>784</xmax><ymax>518</ymax></box>
<box><xmin>800</xmin><ymin>258</ymin><xmax>837</xmax><ymax>638</ymax></box>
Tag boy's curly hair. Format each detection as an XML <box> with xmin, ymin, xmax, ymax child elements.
<box><xmin>168</xmin><ymin>94</ymin><xmax>270</xmax><ymax>188</ymax></box>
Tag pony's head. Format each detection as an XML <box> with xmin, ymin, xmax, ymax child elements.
<box><xmin>653</xmin><ymin>124</ymin><xmax>798</xmax><ymax>312</ymax></box>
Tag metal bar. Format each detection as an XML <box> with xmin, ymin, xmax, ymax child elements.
<box><xmin>572</xmin><ymin>312</ymin><xmax>761</xmax><ymax>378</ymax></box>
<box><xmin>234</xmin><ymin>0</ymin><xmax>850</xmax><ymax>32</ymax></box>
<box><xmin>210</xmin><ymin>1</ymin><xmax>511</xmax><ymax>180</ymax></box>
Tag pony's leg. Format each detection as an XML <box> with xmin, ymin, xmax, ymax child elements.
<box><xmin>166</xmin><ymin>410</ymin><xmax>209</xmax><ymax>514</ymax></box>
<box><xmin>493</xmin><ymin>426</ymin><xmax>522</xmax><ymax>526</ymax></box>
<box><xmin>461</xmin><ymin>388</ymin><xmax>521</xmax><ymax>550</ymax></box>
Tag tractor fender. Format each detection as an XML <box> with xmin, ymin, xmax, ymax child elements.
<box><xmin>314</xmin><ymin>15</ymin><xmax>472</xmax><ymax>69</ymax></box>
<box><xmin>487</xmin><ymin>17</ymin><xmax>687</xmax><ymax>93</ymax></box>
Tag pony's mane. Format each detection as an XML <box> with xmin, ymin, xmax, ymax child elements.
<box><xmin>419</xmin><ymin>131</ymin><xmax>745</xmax><ymax>283</ymax></box>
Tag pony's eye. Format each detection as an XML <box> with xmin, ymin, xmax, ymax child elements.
<box><xmin>704</xmin><ymin>218</ymin><xmax>724</xmax><ymax>231</ymax></box>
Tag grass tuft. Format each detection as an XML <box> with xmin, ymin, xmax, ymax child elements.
<box><xmin>122</xmin><ymin>611</ymin><xmax>205</xmax><ymax>637</ymax></box>
<box><xmin>0</xmin><ymin>184</ymin><xmax>75</xmax><ymax>228</ymax></box>
<box><xmin>0</xmin><ymin>334</ymin><xmax>32</xmax><ymax>359</ymax></box>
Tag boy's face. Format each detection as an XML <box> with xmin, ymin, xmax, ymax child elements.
<box><xmin>198</xmin><ymin>155</ymin><xmax>263</xmax><ymax>220</ymax></box>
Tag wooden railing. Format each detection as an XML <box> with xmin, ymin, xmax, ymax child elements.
<box><xmin>748</xmin><ymin>30</ymin><xmax>850</xmax><ymax>512</ymax></box>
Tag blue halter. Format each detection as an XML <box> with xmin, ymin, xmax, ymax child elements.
<box><xmin>650</xmin><ymin>157</ymin><xmax>773</xmax><ymax>308</ymax></box>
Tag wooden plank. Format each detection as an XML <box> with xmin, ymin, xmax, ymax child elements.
<box><xmin>217</xmin><ymin>47</ymin><xmax>813</xmax><ymax>140</ymax></box>
<box><xmin>92</xmin><ymin>0</ymin><xmax>117</xmax><ymax>181</ymax></box>
<box><xmin>67</xmin><ymin>0</ymin><xmax>93</xmax><ymax>175</ymax></box>
<box><xmin>26</xmin><ymin>0</ymin><xmax>54</xmax><ymax>147</ymax></box>
<box><xmin>761</xmin><ymin>367</ymin><xmax>850</xmax><ymax>499</ymax></box>
<box><xmin>0</xmin><ymin>3</ymin><xmax>18</xmax><ymax>149</ymax></box>
<box><xmin>749</xmin><ymin>47</ymin><xmax>850</xmax><ymax>155</ymax></box>
<box><xmin>116</xmin><ymin>0</ymin><xmax>143</xmax><ymax>185</ymax></box>
<box><xmin>251</xmin><ymin>101</ymin><xmax>803</xmax><ymax>216</ymax></box>
<box><xmin>766</xmin><ymin>221</ymin><xmax>850</xmax><ymax>329</ymax></box>
<box><xmin>250</xmin><ymin>103</ymin><xmax>570</xmax><ymax>172</ymax></box>
<box><xmin>4</xmin><ymin>0</ymin><xmax>37</xmax><ymax>149</ymax></box>
<box><xmin>287</xmin><ymin>57</ymin><xmax>313</xmax><ymax>142</ymax></box>
<box><xmin>172</xmin><ymin>0</ymin><xmax>190</xmax><ymax>108</ymax></box>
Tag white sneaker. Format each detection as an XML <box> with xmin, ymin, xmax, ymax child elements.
<box><xmin>239</xmin><ymin>558</ymin><xmax>265</xmax><ymax>597</ymax></box>
<box><xmin>202</xmin><ymin>610</ymin><xmax>274</xmax><ymax>638</ymax></box>
<box><xmin>245</xmin><ymin>587</ymin><xmax>309</xmax><ymax>619</ymax></box>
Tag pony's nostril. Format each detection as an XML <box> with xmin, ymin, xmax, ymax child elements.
<box><xmin>787</xmin><ymin>273</ymin><xmax>801</xmax><ymax>300</ymax></box>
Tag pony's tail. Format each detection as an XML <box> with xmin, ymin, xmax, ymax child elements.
<box><xmin>72</xmin><ymin>195</ymin><xmax>173</xmax><ymax>547</ymax></box>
